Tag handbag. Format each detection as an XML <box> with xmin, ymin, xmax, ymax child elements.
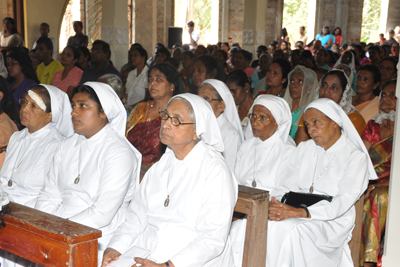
<box><xmin>281</xmin><ymin>191</ymin><xmax>333</xmax><ymax>208</ymax></box>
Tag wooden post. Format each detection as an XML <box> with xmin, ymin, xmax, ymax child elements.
<box><xmin>0</xmin><ymin>202</ymin><xmax>102</xmax><ymax>266</ymax></box>
<box><xmin>349</xmin><ymin>195</ymin><xmax>365</xmax><ymax>267</ymax></box>
<box><xmin>234</xmin><ymin>185</ymin><xmax>269</xmax><ymax>267</ymax></box>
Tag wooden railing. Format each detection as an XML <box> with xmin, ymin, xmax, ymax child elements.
<box><xmin>0</xmin><ymin>202</ymin><xmax>102</xmax><ymax>266</ymax></box>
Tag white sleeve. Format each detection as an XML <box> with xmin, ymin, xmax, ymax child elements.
<box><xmin>169</xmin><ymin>164</ymin><xmax>237</xmax><ymax>266</ymax></box>
<box><xmin>192</xmin><ymin>31</ymin><xmax>200</xmax><ymax>42</ymax></box>
<box><xmin>222</xmin><ymin>131</ymin><xmax>240</xmax><ymax>171</ymax></box>
<box><xmin>66</xmin><ymin>146</ymin><xmax>136</xmax><ymax>229</ymax></box>
<box><xmin>307</xmin><ymin>152</ymin><xmax>368</xmax><ymax>221</ymax></box>
<box><xmin>35</xmin><ymin>141</ymin><xmax>63</xmax><ymax>213</ymax></box>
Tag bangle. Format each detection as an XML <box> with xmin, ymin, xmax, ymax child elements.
<box><xmin>300</xmin><ymin>206</ymin><xmax>310</xmax><ymax>218</ymax></box>
<box><xmin>165</xmin><ymin>261</ymin><xmax>171</xmax><ymax>267</ymax></box>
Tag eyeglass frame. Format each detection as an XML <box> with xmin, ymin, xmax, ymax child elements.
<box><xmin>248</xmin><ymin>113</ymin><xmax>270</xmax><ymax>123</ymax></box>
<box><xmin>202</xmin><ymin>97</ymin><xmax>221</xmax><ymax>102</ymax></box>
<box><xmin>159</xmin><ymin>110</ymin><xmax>195</xmax><ymax>126</ymax></box>
<box><xmin>19</xmin><ymin>98</ymin><xmax>44</xmax><ymax>112</ymax></box>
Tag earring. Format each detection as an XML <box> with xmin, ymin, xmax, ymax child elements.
<box><xmin>171</xmin><ymin>89</ymin><xmax>174</xmax><ymax>91</ymax></box>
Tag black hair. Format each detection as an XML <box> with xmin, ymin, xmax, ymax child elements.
<box><xmin>320</xmin><ymin>25</ymin><xmax>330</xmax><ymax>35</ymax></box>
<box><xmin>148</xmin><ymin>63</ymin><xmax>181</xmax><ymax>95</ymax></box>
<box><xmin>73</xmin><ymin>21</ymin><xmax>83</xmax><ymax>28</ymax></box>
<box><xmin>187</xmin><ymin>21</ymin><xmax>194</xmax><ymax>27</ymax></box>
<box><xmin>315</xmin><ymin>68</ymin><xmax>329</xmax><ymax>76</ymax></box>
<box><xmin>271</xmin><ymin>58</ymin><xmax>291</xmax><ymax>88</ymax></box>
<box><xmin>40</xmin><ymin>22</ymin><xmax>49</xmax><ymax>29</ymax></box>
<box><xmin>64</xmin><ymin>45</ymin><xmax>80</xmax><ymax>62</ymax></box>
<box><xmin>270</xmin><ymin>41</ymin><xmax>278</xmax><ymax>47</ymax></box>
<box><xmin>130</xmin><ymin>43</ymin><xmax>143</xmax><ymax>50</ymax></box>
<box><xmin>381</xmin><ymin>79</ymin><xmax>397</xmax><ymax>91</ymax></box>
<box><xmin>296</xmin><ymin>40</ymin><xmax>304</xmax><ymax>46</ymax></box>
<box><xmin>222</xmin><ymin>42</ymin><xmax>229</xmax><ymax>47</ymax></box>
<box><xmin>92</xmin><ymin>40</ymin><xmax>111</xmax><ymax>56</ymax></box>
<box><xmin>195</xmin><ymin>45</ymin><xmax>208</xmax><ymax>56</ymax></box>
<box><xmin>232</xmin><ymin>43</ymin><xmax>241</xmax><ymax>49</ymax></box>
<box><xmin>282</xmin><ymin>28</ymin><xmax>288</xmax><ymax>37</ymax></box>
<box><xmin>237</xmin><ymin>49</ymin><xmax>252</xmax><ymax>62</ymax></box>
<box><xmin>163</xmin><ymin>57</ymin><xmax>180</xmax><ymax>69</ymax></box>
<box><xmin>78</xmin><ymin>46</ymin><xmax>91</xmax><ymax>63</ymax></box>
<box><xmin>28</xmin><ymin>85</ymin><xmax>52</xmax><ymax>113</ymax></box>
<box><xmin>300</xmin><ymin>26</ymin><xmax>305</xmax><ymax>30</ymax></box>
<box><xmin>72</xmin><ymin>85</ymin><xmax>104</xmax><ymax>113</ymax></box>
<box><xmin>215</xmin><ymin>49</ymin><xmax>228</xmax><ymax>61</ymax></box>
<box><xmin>0</xmin><ymin>76</ymin><xmax>17</xmax><ymax>116</ymax></box>
<box><xmin>257</xmin><ymin>45</ymin><xmax>268</xmax><ymax>52</ymax></box>
<box><xmin>7</xmin><ymin>52</ymin><xmax>40</xmax><ymax>84</ymax></box>
<box><xmin>326</xmin><ymin>50</ymin><xmax>335</xmax><ymax>64</ymax></box>
<box><xmin>3</xmin><ymin>17</ymin><xmax>17</xmax><ymax>34</ymax></box>
<box><xmin>354</xmin><ymin>44</ymin><xmax>366</xmax><ymax>58</ymax></box>
<box><xmin>182</xmin><ymin>51</ymin><xmax>194</xmax><ymax>59</ymax></box>
<box><xmin>132</xmin><ymin>46</ymin><xmax>149</xmax><ymax>64</ymax></box>
<box><xmin>368</xmin><ymin>45</ymin><xmax>381</xmax><ymax>54</ymax></box>
<box><xmin>322</xmin><ymin>70</ymin><xmax>348</xmax><ymax>98</ymax></box>
<box><xmin>225</xmin><ymin>69</ymin><xmax>251</xmax><ymax>88</ymax></box>
<box><xmin>317</xmin><ymin>48</ymin><xmax>328</xmax><ymax>57</ymax></box>
<box><xmin>156</xmin><ymin>47</ymin><xmax>171</xmax><ymax>58</ymax></box>
<box><xmin>358</xmin><ymin>64</ymin><xmax>381</xmax><ymax>84</ymax></box>
<box><xmin>360</xmin><ymin>42</ymin><xmax>366</xmax><ymax>48</ymax></box>
<box><xmin>194</xmin><ymin>55</ymin><xmax>225</xmax><ymax>81</ymax></box>
<box><xmin>36</xmin><ymin>37</ymin><xmax>53</xmax><ymax>51</ymax></box>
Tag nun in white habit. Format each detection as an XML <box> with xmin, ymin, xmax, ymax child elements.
<box><xmin>102</xmin><ymin>93</ymin><xmax>238</xmax><ymax>267</ymax></box>
<box><xmin>35</xmin><ymin>82</ymin><xmax>142</xmax><ymax>262</ymax></box>
<box><xmin>198</xmin><ymin>79</ymin><xmax>244</xmax><ymax>170</ymax></box>
<box><xmin>230</xmin><ymin>94</ymin><xmax>295</xmax><ymax>267</ymax></box>
<box><xmin>266</xmin><ymin>98</ymin><xmax>376</xmax><ymax>267</ymax></box>
<box><xmin>0</xmin><ymin>84</ymin><xmax>73</xmax><ymax>208</ymax></box>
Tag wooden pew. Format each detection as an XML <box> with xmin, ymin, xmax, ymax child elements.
<box><xmin>0</xmin><ymin>202</ymin><xmax>102</xmax><ymax>266</ymax></box>
<box><xmin>235</xmin><ymin>185</ymin><xmax>269</xmax><ymax>267</ymax></box>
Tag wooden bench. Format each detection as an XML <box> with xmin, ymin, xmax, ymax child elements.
<box><xmin>0</xmin><ymin>202</ymin><xmax>102</xmax><ymax>266</ymax></box>
<box><xmin>234</xmin><ymin>185</ymin><xmax>269</xmax><ymax>267</ymax></box>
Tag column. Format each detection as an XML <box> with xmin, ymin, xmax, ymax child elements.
<box><xmin>242</xmin><ymin>0</ymin><xmax>268</xmax><ymax>55</ymax></box>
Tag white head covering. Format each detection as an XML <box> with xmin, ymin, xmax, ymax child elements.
<box><xmin>315</xmin><ymin>69</ymin><xmax>356</xmax><ymax>114</ymax></box>
<box><xmin>283</xmin><ymin>65</ymin><xmax>319</xmax><ymax>127</ymax></box>
<box><xmin>333</xmin><ymin>51</ymin><xmax>356</xmax><ymax>70</ymax></box>
<box><xmin>201</xmin><ymin>79</ymin><xmax>244</xmax><ymax>142</ymax></box>
<box><xmin>84</xmin><ymin>82</ymin><xmax>128</xmax><ymax>137</ymax></box>
<box><xmin>172</xmin><ymin>47</ymin><xmax>185</xmax><ymax>56</ymax></box>
<box><xmin>0</xmin><ymin>53</ymin><xmax>7</xmax><ymax>78</ymax></box>
<box><xmin>248</xmin><ymin>95</ymin><xmax>292</xmax><ymax>143</ymax></box>
<box><xmin>169</xmin><ymin>93</ymin><xmax>224</xmax><ymax>153</ymax></box>
<box><xmin>305</xmin><ymin>98</ymin><xmax>377</xmax><ymax>180</ymax></box>
<box><xmin>84</xmin><ymin>82</ymin><xmax>142</xmax><ymax>186</ymax></box>
<box><xmin>40</xmin><ymin>85</ymin><xmax>74</xmax><ymax>137</ymax></box>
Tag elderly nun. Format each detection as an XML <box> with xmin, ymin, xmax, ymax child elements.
<box><xmin>101</xmin><ymin>93</ymin><xmax>238</xmax><ymax>267</ymax></box>
<box><xmin>35</xmin><ymin>82</ymin><xmax>142</xmax><ymax>261</ymax></box>
<box><xmin>267</xmin><ymin>98</ymin><xmax>376</xmax><ymax>266</ymax></box>
<box><xmin>0</xmin><ymin>84</ymin><xmax>73</xmax><ymax>267</ymax></box>
<box><xmin>0</xmin><ymin>84</ymin><xmax>73</xmax><ymax>208</ymax></box>
<box><xmin>230</xmin><ymin>95</ymin><xmax>295</xmax><ymax>266</ymax></box>
<box><xmin>198</xmin><ymin>79</ymin><xmax>244</xmax><ymax>170</ymax></box>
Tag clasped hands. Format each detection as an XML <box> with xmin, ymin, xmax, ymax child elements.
<box><xmin>101</xmin><ymin>248</ymin><xmax>171</xmax><ymax>267</ymax></box>
<box><xmin>268</xmin><ymin>197</ymin><xmax>308</xmax><ymax>221</ymax></box>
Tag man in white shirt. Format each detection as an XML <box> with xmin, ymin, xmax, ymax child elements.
<box><xmin>32</xmin><ymin>23</ymin><xmax>58</xmax><ymax>60</ymax></box>
<box><xmin>183</xmin><ymin>21</ymin><xmax>199</xmax><ymax>50</ymax></box>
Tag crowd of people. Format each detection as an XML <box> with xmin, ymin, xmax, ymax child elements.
<box><xmin>0</xmin><ymin>17</ymin><xmax>398</xmax><ymax>267</ymax></box>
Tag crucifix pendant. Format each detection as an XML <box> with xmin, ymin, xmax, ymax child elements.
<box><xmin>252</xmin><ymin>180</ymin><xmax>257</xmax><ymax>188</ymax></box>
<box><xmin>74</xmin><ymin>175</ymin><xmax>80</xmax><ymax>184</ymax></box>
<box><xmin>8</xmin><ymin>179</ymin><xmax>12</xmax><ymax>187</ymax></box>
<box><xmin>164</xmin><ymin>196</ymin><xmax>170</xmax><ymax>207</ymax></box>
<box><xmin>309</xmin><ymin>185</ymin><xmax>314</xmax><ymax>193</ymax></box>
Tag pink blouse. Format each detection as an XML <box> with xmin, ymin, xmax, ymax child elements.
<box><xmin>51</xmin><ymin>66</ymin><xmax>83</xmax><ymax>92</ymax></box>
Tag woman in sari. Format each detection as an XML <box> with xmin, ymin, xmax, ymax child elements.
<box><xmin>283</xmin><ymin>65</ymin><xmax>318</xmax><ymax>139</ymax></box>
<box><xmin>333</xmin><ymin>51</ymin><xmax>357</xmax><ymax>93</ymax></box>
<box><xmin>126</xmin><ymin>63</ymin><xmax>180</xmax><ymax>165</ymax></box>
<box><xmin>251</xmin><ymin>53</ymin><xmax>272</xmax><ymax>96</ymax></box>
<box><xmin>360</xmin><ymin>80</ymin><xmax>397</xmax><ymax>267</ymax></box>
<box><xmin>0</xmin><ymin>17</ymin><xmax>24</xmax><ymax>48</ymax></box>
<box><xmin>353</xmin><ymin>65</ymin><xmax>381</xmax><ymax>123</ymax></box>
<box><xmin>295</xmin><ymin>70</ymin><xmax>366</xmax><ymax>145</ymax></box>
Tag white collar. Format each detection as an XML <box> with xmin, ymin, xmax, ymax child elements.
<box><xmin>16</xmin><ymin>123</ymin><xmax>53</xmax><ymax>142</ymax></box>
<box><xmin>314</xmin><ymin>133</ymin><xmax>346</xmax><ymax>157</ymax></box>
<box><xmin>74</xmin><ymin>124</ymin><xmax>110</xmax><ymax>152</ymax></box>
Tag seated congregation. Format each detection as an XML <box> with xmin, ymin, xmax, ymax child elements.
<box><xmin>0</xmin><ymin>18</ymin><xmax>398</xmax><ymax>267</ymax></box>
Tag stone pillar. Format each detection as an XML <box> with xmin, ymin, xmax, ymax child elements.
<box><xmin>384</xmin><ymin>0</ymin><xmax>400</xmax><ymax>33</ymax></box>
<box><xmin>274</xmin><ymin>0</ymin><xmax>283</xmax><ymax>42</ymax></box>
<box><xmin>242</xmin><ymin>0</ymin><xmax>268</xmax><ymax>55</ymax></box>
<box><xmin>220</xmin><ymin>0</ymin><xmax>229</xmax><ymax>42</ymax></box>
<box><xmin>334</xmin><ymin>0</ymin><xmax>349</xmax><ymax>42</ymax></box>
<box><xmin>101</xmin><ymin>0</ymin><xmax>130</xmax><ymax>72</ymax></box>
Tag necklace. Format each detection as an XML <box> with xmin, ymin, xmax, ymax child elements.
<box><xmin>8</xmin><ymin>140</ymin><xmax>29</xmax><ymax>187</ymax></box>
<box><xmin>145</xmin><ymin>102</ymin><xmax>155</xmax><ymax>122</ymax></box>
<box><xmin>309</xmin><ymin>154</ymin><xmax>337</xmax><ymax>193</ymax></box>
<box><xmin>164</xmin><ymin>167</ymin><xmax>188</xmax><ymax>207</ymax></box>
<box><xmin>252</xmin><ymin>143</ymin><xmax>276</xmax><ymax>188</ymax></box>
<box><xmin>74</xmin><ymin>146</ymin><xmax>89</xmax><ymax>184</ymax></box>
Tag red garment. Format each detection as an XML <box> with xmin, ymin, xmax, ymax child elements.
<box><xmin>127</xmin><ymin>117</ymin><xmax>165</xmax><ymax>165</ymax></box>
<box><xmin>334</xmin><ymin>35</ymin><xmax>342</xmax><ymax>45</ymax></box>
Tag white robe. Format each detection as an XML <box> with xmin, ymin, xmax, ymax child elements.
<box><xmin>217</xmin><ymin>115</ymin><xmax>240</xmax><ymax>171</ymax></box>
<box><xmin>35</xmin><ymin>124</ymin><xmax>139</xmax><ymax>261</ymax></box>
<box><xmin>230</xmin><ymin>132</ymin><xmax>295</xmax><ymax>266</ymax></box>
<box><xmin>267</xmin><ymin>134</ymin><xmax>369</xmax><ymax>267</ymax></box>
<box><xmin>0</xmin><ymin>124</ymin><xmax>64</xmax><ymax>208</ymax></box>
<box><xmin>107</xmin><ymin>141</ymin><xmax>238</xmax><ymax>267</ymax></box>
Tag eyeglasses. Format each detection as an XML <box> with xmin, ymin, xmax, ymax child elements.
<box><xmin>19</xmin><ymin>99</ymin><xmax>43</xmax><ymax>111</ymax></box>
<box><xmin>202</xmin><ymin>97</ymin><xmax>221</xmax><ymax>102</ymax></box>
<box><xmin>91</xmin><ymin>49</ymin><xmax>103</xmax><ymax>54</ymax></box>
<box><xmin>249</xmin><ymin>113</ymin><xmax>270</xmax><ymax>123</ymax></box>
<box><xmin>159</xmin><ymin>110</ymin><xmax>195</xmax><ymax>126</ymax></box>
